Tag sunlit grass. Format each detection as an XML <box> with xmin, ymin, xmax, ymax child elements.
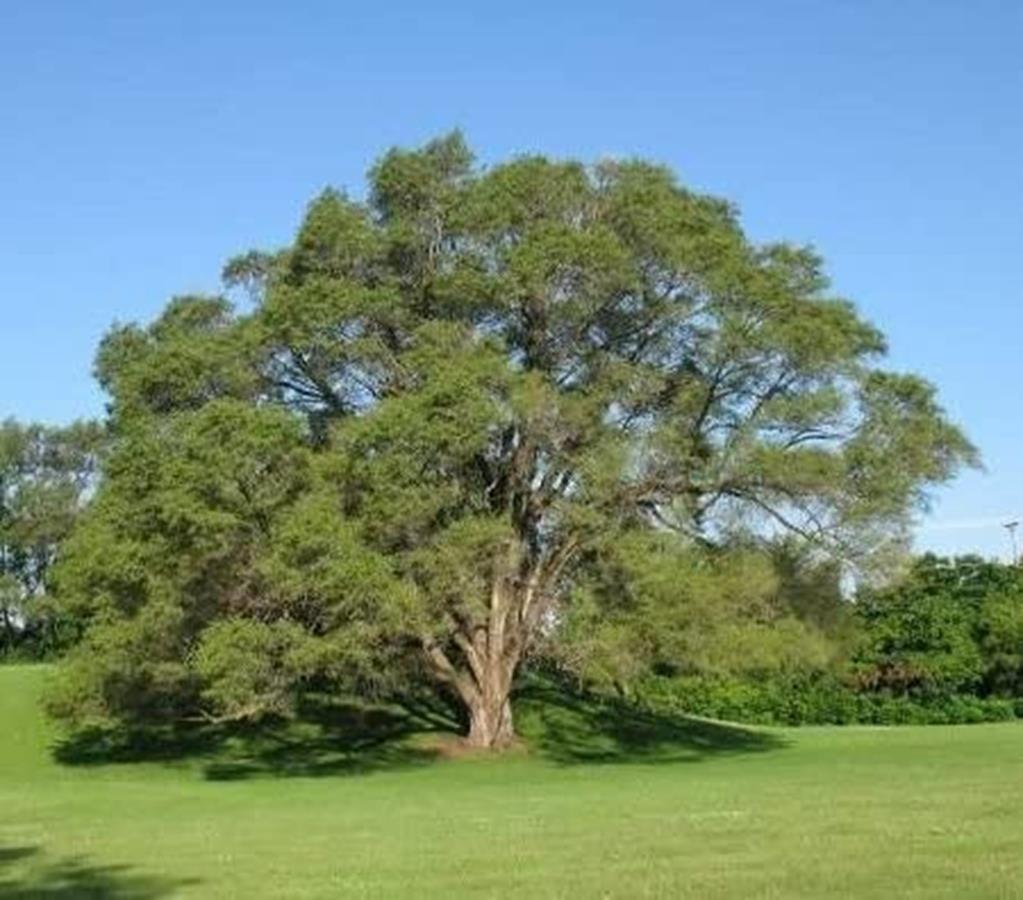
<box><xmin>3</xmin><ymin>664</ymin><xmax>1021</xmax><ymax>898</ymax></box>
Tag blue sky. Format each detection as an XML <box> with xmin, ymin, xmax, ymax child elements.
<box><xmin>2</xmin><ymin>1</ymin><xmax>1020</xmax><ymax>558</ymax></box>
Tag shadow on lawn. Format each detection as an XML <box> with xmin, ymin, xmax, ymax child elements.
<box><xmin>515</xmin><ymin>681</ymin><xmax>786</xmax><ymax>765</ymax></box>
<box><xmin>0</xmin><ymin>845</ymin><xmax>196</xmax><ymax>898</ymax></box>
<box><xmin>52</xmin><ymin>683</ymin><xmax>784</xmax><ymax>777</ymax></box>
<box><xmin>52</xmin><ymin>693</ymin><xmax>453</xmax><ymax>781</ymax></box>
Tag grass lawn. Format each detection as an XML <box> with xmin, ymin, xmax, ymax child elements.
<box><xmin>2</xmin><ymin>665</ymin><xmax>1022</xmax><ymax>898</ymax></box>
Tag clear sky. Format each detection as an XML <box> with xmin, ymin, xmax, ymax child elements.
<box><xmin>2</xmin><ymin>1</ymin><xmax>1020</xmax><ymax>559</ymax></box>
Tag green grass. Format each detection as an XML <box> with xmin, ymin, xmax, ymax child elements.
<box><xmin>3</xmin><ymin>665</ymin><xmax>1023</xmax><ymax>898</ymax></box>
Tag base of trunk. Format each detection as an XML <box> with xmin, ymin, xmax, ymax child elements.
<box><xmin>465</xmin><ymin>698</ymin><xmax>515</xmax><ymax>750</ymax></box>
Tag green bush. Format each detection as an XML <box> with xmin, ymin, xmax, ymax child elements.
<box><xmin>636</xmin><ymin>673</ymin><xmax>1019</xmax><ymax>726</ymax></box>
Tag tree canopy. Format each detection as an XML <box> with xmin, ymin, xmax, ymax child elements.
<box><xmin>50</xmin><ymin>134</ymin><xmax>975</xmax><ymax>747</ymax></box>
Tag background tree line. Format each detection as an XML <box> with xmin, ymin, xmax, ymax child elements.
<box><xmin>0</xmin><ymin>420</ymin><xmax>101</xmax><ymax>658</ymax></box>
<box><xmin>6</xmin><ymin>134</ymin><xmax>1016</xmax><ymax>744</ymax></box>
<box><xmin>638</xmin><ymin>554</ymin><xmax>1023</xmax><ymax>725</ymax></box>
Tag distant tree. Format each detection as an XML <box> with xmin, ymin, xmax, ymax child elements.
<box><xmin>51</xmin><ymin>134</ymin><xmax>975</xmax><ymax>747</ymax></box>
<box><xmin>979</xmin><ymin>580</ymin><xmax>1023</xmax><ymax>696</ymax></box>
<box><xmin>0</xmin><ymin>419</ymin><xmax>101</xmax><ymax>655</ymax></box>
<box><xmin>854</xmin><ymin>554</ymin><xmax>1023</xmax><ymax>698</ymax></box>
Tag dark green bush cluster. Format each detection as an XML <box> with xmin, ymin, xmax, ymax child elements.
<box><xmin>624</xmin><ymin>555</ymin><xmax>1023</xmax><ymax>727</ymax></box>
<box><xmin>635</xmin><ymin>673</ymin><xmax>1018</xmax><ymax>726</ymax></box>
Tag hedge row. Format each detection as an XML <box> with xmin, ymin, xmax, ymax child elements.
<box><xmin>636</xmin><ymin>674</ymin><xmax>1020</xmax><ymax>726</ymax></box>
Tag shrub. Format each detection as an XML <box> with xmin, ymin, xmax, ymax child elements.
<box><xmin>635</xmin><ymin>673</ymin><xmax>1019</xmax><ymax>726</ymax></box>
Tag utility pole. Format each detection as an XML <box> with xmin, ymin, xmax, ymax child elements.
<box><xmin>1004</xmin><ymin>521</ymin><xmax>1019</xmax><ymax>565</ymax></box>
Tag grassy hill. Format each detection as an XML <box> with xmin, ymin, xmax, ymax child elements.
<box><xmin>2</xmin><ymin>664</ymin><xmax>1022</xmax><ymax>898</ymax></box>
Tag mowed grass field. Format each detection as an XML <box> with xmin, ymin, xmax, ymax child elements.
<box><xmin>2</xmin><ymin>665</ymin><xmax>1023</xmax><ymax>899</ymax></box>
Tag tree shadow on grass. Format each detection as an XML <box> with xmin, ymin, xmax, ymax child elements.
<box><xmin>52</xmin><ymin>682</ymin><xmax>784</xmax><ymax>777</ymax></box>
<box><xmin>201</xmin><ymin>699</ymin><xmax>446</xmax><ymax>782</ymax></box>
<box><xmin>52</xmin><ymin>693</ymin><xmax>454</xmax><ymax>782</ymax></box>
<box><xmin>0</xmin><ymin>845</ymin><xmax>196</xmax><ymax>899</ymax></box>
<box><xmin>516</xmin><ymin>681</ymin><xmax>787</xmax><ymax>765</ymax></box>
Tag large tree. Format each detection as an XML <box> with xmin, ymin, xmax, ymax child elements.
<box><xmin>52</xmin><ymin>134</ymin><xmax>974</xmax><ymax>747</ymax></box>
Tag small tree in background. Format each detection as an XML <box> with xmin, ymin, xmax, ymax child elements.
<box><xmin>51</xmin><ymin>134</ymin><xmax>975</xmax><ymax>747</ymax></box>
<box><xmin>0</xmin><ymin>419</ymin><xmax>101</xmax><ymax>656</ymax></box>
<box><xmin>854</xmin><ymin>554</ymin><xmax>1023</xmax><ymax>699</ymax></box>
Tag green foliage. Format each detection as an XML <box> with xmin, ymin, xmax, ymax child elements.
<box><xmin>632</xmin><ymin>555</ymin><xmax>1023</xmax><ymax>727</ymax></box>
<box><xmin>192</xmin><ymin>619</ymin><xmax>316</xmax><ymax>721</ymax></box>
<box><xmin>979</xmin><ymin>589</ymin><xmax>1023</xmax><ymax>695</ymax></box>
<box><xmin>45</xmin><ymin>600</ymin><xmax>195</xmax><ymax>729</ymax></box>
<box><xmin>637</xmin><ymin>673</ymin><xmax>1017</xmax><ymax>726</ymax></box>
<box><xmin>49</xmin><ymin>398</ymin><xmax>417</xmax><ymax>723</ymax></box>
<box><xmin>0</xmin><ymin>419</ymin><xmax>102</xmax><ymax>658</ymax></box>
<box><xmin>94</xmin><ymin>296</ymin><xmax>260</xmax><ymax>422</ymax></box>
<box><xmin>853</xmin><ymin>555</ymin><xmax>1023</xmax><ymax>697</ymax></box>
<box><xmin>554</xmin><ymin>535</ymin><xmax>840</xmax><ymax>690</ymax></box>
<box><xmin>50</xmin><ymin>135</ymin><xmax>975</xmax><ymax>742</ymax></box>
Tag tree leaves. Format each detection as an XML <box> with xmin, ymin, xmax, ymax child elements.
<box><xmin>50</xmin><ymin>134</ymin><xmax>977</xmax><ymax>733</ymax></box>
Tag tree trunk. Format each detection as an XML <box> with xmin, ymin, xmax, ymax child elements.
<box><xmin>1</xmin><ymin>606</ymin><xmax>15</xmax><ymax>651</ymax></box>
<box><xmin>457</xmin><ymin>629</ymin><xmax>519</xmax><ymax>749</ymax></box>
<box><xmin>466</xmin><ymin>693</ymin><xmax>515</xmax><ymax>749</ymax></box>
<box><xmin>422</xmin><ymin>635</ymin><xmax>520</xmax><ymax>751</ymax></box>
<box><xmin>422</xmin><ymin>539</ymin><xmax>578</xmax><ymax>750</ymax></box>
